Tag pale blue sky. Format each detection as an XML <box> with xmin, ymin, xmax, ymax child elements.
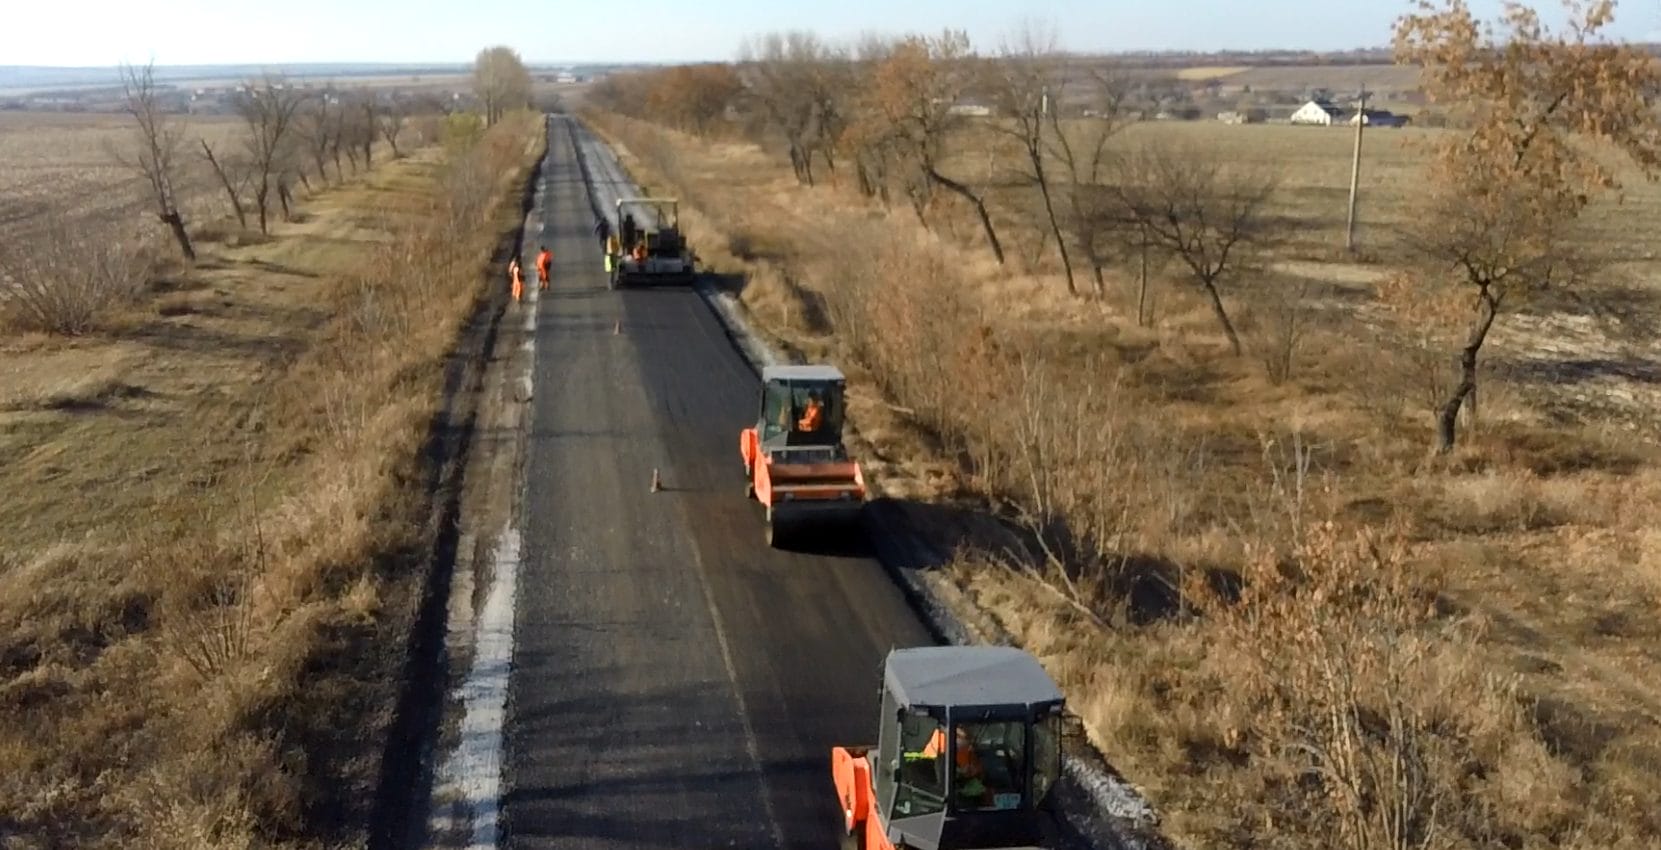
<box><xmin>5</xmin><ymin>0</ymin><xmax>1659</xmax><ymax>67</ymax></box>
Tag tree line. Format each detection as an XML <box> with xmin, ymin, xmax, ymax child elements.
<box><xmin>117</xmin><ymin>61</ymin><xmax>427</xmax><ymax>261</ymax></box>
<box><xmin>3</xmin><ymin>46</ymin><xmax>535</xmax><ymax>337</ymax></box>
<box><xmin>589</xmin><ymin>27</ymin><xmax>1283</xmax><ymax>354</ymax></box>
<box><xmin>119</xmin><ymin>44</ymin><xmax>535</xmax><ymax>263</ymax></box>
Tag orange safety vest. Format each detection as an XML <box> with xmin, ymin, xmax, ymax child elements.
<box><xmin>798</xmin><ymin>400</ymin><xmax>822</xmax><ymax>431</ymax></box>
<box><xmin>922</xmin><ymin>729</ymin><xmax>980</xmax><ymax>772</ymax></box>
<box><xmin>632</xmin><ymin>243</ymin><xmax>647</xmax><ymax>261</ymax></box>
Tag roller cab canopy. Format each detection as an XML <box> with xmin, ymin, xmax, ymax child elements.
<box><xmin>756</xmin><ymin>365</ymin><xmax>848</xmax><ymax>451</ymax></box>
<box><xmin>884</xmin><ymin>646</ymin><xmax>1064</xmax><ymax>715</ymax></box>
<box><xmin>869</xmin><ymin>646</ymin><xmax>1067</xmax><ymax>849</ymax></box>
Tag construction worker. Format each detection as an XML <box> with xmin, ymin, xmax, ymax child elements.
<box><xmin>604</xmin><ymin>232</ymin><xmax>620</xmax><ymax>273</ymax></box>
<box><xmin>908</xmin><ymin>725</ymin><xmax>988</xmax><ymax>804</ymax></box>
<box><xmin>797</xmin><ymin>391</ymin><xmax>823</xmax><ymax>432</ymax></box>
<box><xmin>631</xmin><ymin>241</ymin><xmax>648</xmax><ymax>263</ymax></box>
<box><xmin>535</xmin><ymin>245</ymin><xmax>553</xmax><ymax>291</ymax></box>
<box><xmin>508</xmin><ymin>256</ymin><xmax>524</xmax><ymax>302</ymax></box>
<box><xmin>594</xmin><ymin>216</ymin><xmax>612</xmax><ymax>248</ymax></box>
<box><xmin>621</xmin><ymin>213</ymin><xmax>637</xmax><ymax>250</ymax></box>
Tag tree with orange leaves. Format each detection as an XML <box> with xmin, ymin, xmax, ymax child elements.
<box><xmin>1393</xmin><ymin>0</ymin><xmax>1661</xmax><ymax>452</ymax></box>
<box><xmin>859</xmin><ymin>30</ymin><xmax>1006</xmax><ymax>264</ymax></box>
<box><xmin>646</xmin><ymin>64</ymin><xmax>744</xmax><ymax>137</ymax></box>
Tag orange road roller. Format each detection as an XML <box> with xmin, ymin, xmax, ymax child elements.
<box><xmin>740</xmin><ymin>364</ymin><xmax>866</xmax><ymax>548</ymax></box>
<box><xmin>832</xmin><ymin>646</ymin><xmax>1068</xmax><ymax>850</ymax></box>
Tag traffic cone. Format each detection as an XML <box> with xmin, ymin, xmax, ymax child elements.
<box><xmin>650</xmin><ymin>468</ymin><xmax>661</xmax><ymax>492</ymax></box>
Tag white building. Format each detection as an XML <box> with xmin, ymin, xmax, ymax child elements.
<box><xmin>1289</xmin><ymin>99</ymin><xmax>1345</xmax><ymax>126</ymax></box>
<box><xmin>1349</xmin><ymin>109</ymin><xmax>1409</xmax><ymax>127</ymax></box>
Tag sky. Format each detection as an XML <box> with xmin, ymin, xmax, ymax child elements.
<box><xmin>4</xmin><ymin>0</ymin><xmax>1661</xmax><ymax>67</ymax></box>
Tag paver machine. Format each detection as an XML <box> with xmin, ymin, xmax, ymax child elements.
<box><xmin>740</xmin><ymin>364</ymin><xmax>866</xmax><ymax>548</ymax></box>
<box><xmin>832</xmin><ymin>646</ymin><xmax>1068</xmax><ymax>850</ymax></box>
<box><xmin>608</xmin><ymin>196</ymin><xmax>695</xmax><ymax>288</ymax></box>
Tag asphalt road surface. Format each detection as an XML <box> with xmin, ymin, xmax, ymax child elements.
<box><xmin>501</xmin><ymin>116</ymin><xmax>935</xmax><ymax>849</ymax></box>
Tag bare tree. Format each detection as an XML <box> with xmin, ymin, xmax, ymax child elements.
<box><xmin>232</xmin><ymin>75</ymin><xmax>306</xmax><ymax>234</ymax></box>
<box><xmin>198</xmin><ymin>138</ymin><xmax>249</xmax><ymax>230</ymax></box>
<box><xmin>1048</xmin><ymin>71</ymin><xmax>1128</xmax><ymax>297</ymax></box>
<box><xmin>1394</xmin><ymin>0</ymin><xmax>1661</xmax><ymax>452</ymax></box>
<box><xmin>862</xmin><ymin>30</ymin><xmax>1005</xmax><ymax>263</ymax></box>
<box><xmin>355</xmin><ymin>92</ymin><xmax>379</xmax><ymax>168</ymax></box>
<box><xmin>377</xmin><ymin>98</ymin><xmax>406</xmax><ymax>157</ymax></box>
<box><xmin>112</xmin><ymin>60</ymin><xmax>195</xmax><ymax>261</ymax></box>
<box><xmin>472</xmin><ymin>46</ymin><xmax>531</xmax><ymax>126</ymax></box>
<box><xmin>839</xmin><ymin>34</ymin><xmax>904</xmax><ymax>202</ymax></box>
<box><xmin>331</xmin><ymin>100</ymin><xmax>358</xmax><ymax>174</ymax></box>
<box><xmin>1110</xmin><ymin>142</ymin><xmax>1279</xmax><ymax>356</ymax></box>
<box><xmin>298</xmin><ymin>93</ymin><xmax>339</xmax><ymax>186</ymax></box>
<box><xmin>738</xmin><ymin>31</ymin><xmax>844</xmax><ymax>186</ymax></box>
<box><xmin>986</xmin><ymin>22</ymin><xmax>1075</xmax><ymax>290</ymax></box>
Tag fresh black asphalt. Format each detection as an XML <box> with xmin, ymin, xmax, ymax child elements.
<box><xmin>500</xmin><ymin>115</ymin><xmax>935</xmax><ymax>850</ymax></box>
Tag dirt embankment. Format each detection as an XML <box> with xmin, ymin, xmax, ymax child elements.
<box><xmin>581</xmin><ymin>109</ymin><xmax>1661</xmax><ymax>850</ymax></box>
<box><xmin>0</xmin><ymin>111</ymin><xmax>545</xmax><ymax>848</ymax></box>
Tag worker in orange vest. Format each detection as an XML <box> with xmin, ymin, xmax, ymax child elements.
<box><xmin>919</xmin><ymin>725</ymin><xmax>988</xmax><ymax>804</ymax></box>
<box><xmin>535</xmin><ymin>245</ymin><xmax>553</xmax><ymax>291</ymax></box>
<box><xmin>508</xmin><ymin>257</ymin><xmax>524</xmax><ymax>302</ymax></box>
<box><xmin>797</xmin><ymin>391</ymin><xmax>824</xmax><ymax>432</ymax></box>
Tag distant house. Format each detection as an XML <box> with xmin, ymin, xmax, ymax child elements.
<box><xmin>1349</xmin><ymin>109</ymin><xmax>1409</xmax><ymax>127</ymax></box>
<box><xmin>1290</xmin><ymin>99</ymin><xmax>1345</xmax><ymax>125</ymax></box>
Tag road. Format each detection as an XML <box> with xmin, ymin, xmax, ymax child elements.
<box><xmin>500</xmin><ymin>115</ymin><xmax>936</xmax><ymax>849</ymax></box>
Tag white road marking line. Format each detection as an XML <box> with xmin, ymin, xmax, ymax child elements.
<box><xmin>431</xmin><ymin>526</ymin><xmax>522</xmax><ymax>850</ymax></box>
<box><xmin>425</xmin><ymin>123</ymin><xmax>548</xmax><ymax>850</ymax></box>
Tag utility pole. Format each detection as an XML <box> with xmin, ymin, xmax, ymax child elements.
<box><xmin>1345</xmin><ymin>87</ymin><xmax>1368</xmax><ymax>253</ymax></box>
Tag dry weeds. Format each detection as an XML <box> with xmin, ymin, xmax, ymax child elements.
<box><xmin>0</xmin><ymin>110</ymin><xmax>543</xmax><ymax>847</ymax></box>
<box><xmin>585</xmin><ymin>108</ymin><xmax>1661</xmax><ymax>849</ymax></box>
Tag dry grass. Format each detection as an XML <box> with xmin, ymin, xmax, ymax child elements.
<box><xmin>586</xmin><ymin>109</ymin><xmax>1661</xmax><ymax>849</ymax></box>
<box><xmin>0</xmin><ymin>110</ymin><xmax>543</xmax><ymax>847</ymax></box>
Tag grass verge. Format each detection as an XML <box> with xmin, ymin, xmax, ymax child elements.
<box><xmin>0</xmin><ymin>111</ymin><xmax>544</xmax><ymax>848</ymax></box>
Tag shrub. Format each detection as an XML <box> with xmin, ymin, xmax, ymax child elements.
<box><xmin>0</xmin><ymin>219</ymin><xmax>149</xmax><ymax>335</ymax></box>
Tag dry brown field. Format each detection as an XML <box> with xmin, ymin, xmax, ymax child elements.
<box><xmin>588</xmin><ymin>109</ymin><xmax>1661</xmax><ymax>850</ymax></box>
<box><xmin>1229</xmin><ymin>62</ymin><xmax>1424</xmax><ymax>90</ymax></box>
<box><xmin>0</xmin><ymin>111</ymin><xmax>243</xmax><ymax>247</ymax></box>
